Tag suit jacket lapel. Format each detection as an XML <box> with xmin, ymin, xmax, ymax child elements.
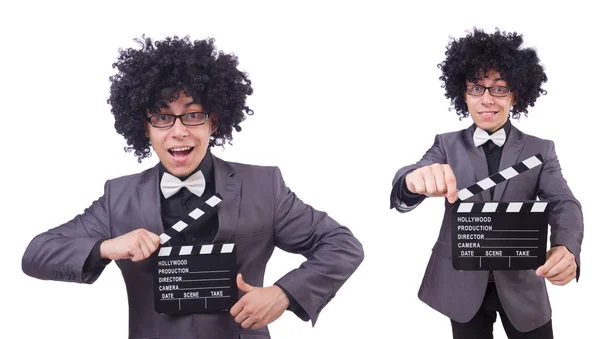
<box><xmin>462</xmin><ymin>124</ymin><xmax>492</xmax><ymax>201</ymax></box>
<box><xmin>135</xmin><ymin>156</ymin><xmax>242</xmax><ymax>244</ymax></box>
<box><xmin>136</xmin><ymin>165</ymin><xmax>165</xmax><ymax>236</ymax></box>
<box><xmin>493</xmin><ymin>126</ymin><xmax>525</xmax><ymax>201</ymax></box>
<box><xmin>211</xmin><ymin>154</ymin><xmax>242</xmax><ymax>244</ymax></box>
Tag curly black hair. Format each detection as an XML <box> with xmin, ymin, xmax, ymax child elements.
<box><xmin>438</xmin><ymin>28</ymin><xmax>547</xmax><ymax>119</ymax></box>
<box><xmin>108</xmin><ymin>35</ymin><xmax>253</xmax><ymax>162</ymax></box>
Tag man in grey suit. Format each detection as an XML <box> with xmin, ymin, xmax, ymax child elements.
<box><xmin>22</xmin><ymin>35</ymin><xmax>364</xmax><ymax>339</ymax></box>
<box><xmin>390</xmin><ymin>29</ymin><xmax>583</xmax><ymax>339</ymax></box>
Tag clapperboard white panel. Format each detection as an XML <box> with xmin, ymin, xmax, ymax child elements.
<box><xmin>451</xmin><ymin>154</ymin><xmax>550</xmax><ymax>270</ymax></box>
<box><xmin>152</xmin><ymin>194</ymin><xmax>239</xmax><ymax>314</ymax></box>
<box><xmin>153</xmin><ymin>243</ymin><xmax>237</xmax><ymax>314</ymax></box>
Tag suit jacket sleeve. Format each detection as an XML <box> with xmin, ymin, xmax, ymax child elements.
<box><xmin>537</xmin><ymin>140</ymin><xmax>584</xmax><ymax>280</ymax></box>
<box><xmin>390</xmin><ymin>134</ymin><xmax>447</xmax><ymax>212</ymax></box>
<box><xmin>21</xmin><ymin>180</ymin><xmax>112</xmax><ymax>284</ymax></box>
<box><xmin>270</xmin><ymin>167</ymin><xmax>364</xmax><ymax>326</ymax></box>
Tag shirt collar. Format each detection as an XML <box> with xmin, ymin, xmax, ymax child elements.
<box><xmin>158</xmin><ymin>150</ymin><xmax>214</xmax><ymax>182</ymax></box>
<box><xmin>479</xmin><ymin>118</ymin><xmax>512</xmax><ymax>137</ymax></box>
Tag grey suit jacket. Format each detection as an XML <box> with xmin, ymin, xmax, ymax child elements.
<box><xmin>22</xmin><ymin>155</ymin><xmax>364</xmax><ymax>339</ymax></box>
<box><xmin>390</xmin><ymin>123</ymin><xmax>583</xmax><ymax>332</ymax></box>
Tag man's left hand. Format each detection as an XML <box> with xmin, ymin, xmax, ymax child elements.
<box><xmin>230</xmin><ymin>273</ymin><xmax>289</xmax><ymax>329</ymax></box>
<box><xmin>536</xmin><ymin>246</ymin><xmax>577</xmax><ymax>286</ymax></box>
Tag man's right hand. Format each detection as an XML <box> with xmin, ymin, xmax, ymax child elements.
<box><xmin>405</xmin><ymin>163</ymin><xmax>458</xmax><ymax>203</ymax></box>
<box><xmin>100</xmin><ymin>229</ymin><xmax>161</xmax><ymax>261</ymax></box>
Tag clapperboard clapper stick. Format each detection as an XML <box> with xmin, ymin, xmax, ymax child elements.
<box><xmin>152</xmin><ymin>194</ymin><xmax>239</xmax><ymax>315</ymax></box>
<box><xmin>451</xmin><ymin>154</ymin><xmax>551</xmax><ymax>271</ymax></box>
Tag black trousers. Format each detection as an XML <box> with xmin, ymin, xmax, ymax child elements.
<box><xmin>451</xmin><ymin>282</ymin><xmax>553</xmax><ymax>339</ymax></box>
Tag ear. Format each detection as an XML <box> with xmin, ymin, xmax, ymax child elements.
<box><xmin>511</xmin><ymin>93</ymin><xmax>518</xmax><ymax>106</ymax></box>
<box><xmin>210</xmin><ymin>117</ymin><xmax>218</xmax><ymax>134</ymax></box>
<box><xmin>143</xmin><ymin>110</ymin><xmax>151</xmax><ymax>137</ymax></box>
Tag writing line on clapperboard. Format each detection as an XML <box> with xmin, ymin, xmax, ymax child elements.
<box><xmin>188</xmin><ymin>269</ymin><xmax>230</xmax><ymax>274</ymax></box>
<box><xmin>178</xmin><ymin>286</ymin><xmax>231</xmax><ymax>291</ymax></box>
<box><xmin>486</xmin><ymin>238</ymin><xmax>539</xmax><ymax>240</ymax></box>
<box><xmin>454</xmin><ymin>154</ymin><xmax>545</xmax><ymax>268</ymax></box>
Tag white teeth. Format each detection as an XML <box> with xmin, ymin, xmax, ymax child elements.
<box><xmin>170</xmin><ymin>147</ymin><xmax>191</xmax><ymax>152</ymax></box>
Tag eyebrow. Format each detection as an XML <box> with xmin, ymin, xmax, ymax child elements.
<box><xmin>469</xmin><ymin>77</ymin><xmax>506</xmax><ymax>84</ymax></box>
<box><xmin>154</xmin><ymin>100</ymin><xmax>200</xmax><ymax>113</ymax></box>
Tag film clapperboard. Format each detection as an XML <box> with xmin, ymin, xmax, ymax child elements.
<box><xmin>153</xmin><ymin>194</ymin><xmax>238</xmax><ymax>314</ymax></box>
<box><xmin>451</xmin><ymin>154</ymin><xmax>550</xmax><ymax>271</ymax></box>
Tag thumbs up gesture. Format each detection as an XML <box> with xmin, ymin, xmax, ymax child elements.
<box><xmin>230</xmin><ymin>273</ymin><xmax>290</xmax><ymax>329</ymax></box>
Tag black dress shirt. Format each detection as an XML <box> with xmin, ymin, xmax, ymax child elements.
<box><xmin>157</xmin><ymin>153</ymin><xmax>218</xmax><ymax>246</ymax></box>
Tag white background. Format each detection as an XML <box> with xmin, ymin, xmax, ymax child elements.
<box><xmin>1</xmin><ymin>1</ymin><xmax>597</xmax><ymax>338</ymax></box>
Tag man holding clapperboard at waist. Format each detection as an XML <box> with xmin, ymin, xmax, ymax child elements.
<box><xmin>21</xmin><ymin>36</ymin><xmax>364</xmax><ymax>339</ymax></box>
<box><xmin>390</xmin><ymin>28</ymin><xmax>584</xmax><ymax>339</ymax></box>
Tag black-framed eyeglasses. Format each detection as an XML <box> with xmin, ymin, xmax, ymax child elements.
<box><xmin>466</xmin><ymin>85</ymin><xmax>511</xmax><ymax>97</ymax></box>
<box><xmin>146</xmin><ymin>112</ymin><xmax>210</xmax><ymax>128</ymax></box>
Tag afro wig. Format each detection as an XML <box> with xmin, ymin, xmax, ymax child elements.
<box><xmin>438</xmin><ymin>28</ymin><xmax>548</xmax><ymax>119</ymax></box>
<box><xmin>108</xmin><ymin>35</ymin><xmax>253</xmax><ymax>162</ymax></box>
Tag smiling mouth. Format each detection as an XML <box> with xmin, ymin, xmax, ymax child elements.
<box><xmin>168</xmin><ymin>147</ymin><xmax>194</xmax><ymax>157</ymax></box>
<box><xmin>479</xmin><ymin>111</ymin><xmax>498</xmax><ymax>116</ymax></box>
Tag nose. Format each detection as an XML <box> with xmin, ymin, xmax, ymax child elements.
<box><xmin>481</xmin><ymin>89</ymin><xmax>494</xmax><ymax>105</ymax></box>
<box><xmin>170</xmin><ymin>117</ymin><xmax>188</xmax><ymax>138</ymax></box>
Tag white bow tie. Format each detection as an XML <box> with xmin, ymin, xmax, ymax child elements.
<box><xmin>160</xmin><ymin>170</ymin><xmax>206</xmax><ymax>199</ymax></box>
<box><xmin>473</xmin><ymin>127</ymin><xmax>506</xmax><ymax>147</ymax></box>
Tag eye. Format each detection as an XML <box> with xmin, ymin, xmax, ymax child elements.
<box><xmin>183</xmin><ymin>112</ymin><xmax>206</xmax><ymax>124</ymax></box>
<box><xmin>467</xmin><ymin>85</ymin><xmax>484</xmax><ymax>94</ymax></box>
<box><xmin>150</xmin><ymin>114</ymin><xmax>175</xmax><ymax>126</ymax></box>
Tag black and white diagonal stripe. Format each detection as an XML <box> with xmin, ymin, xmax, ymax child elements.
<box><xmin>457</xmin><ymin>154</ymin><xmax>543</xmax><ymax>201</ymax></box>
<box><xmin>456</xmin><ymin>201</ymin><xmax>548</xmax><ymax>213</ymax></box>
<box><xmin>157</xmin><ymin>243</ymin><xmax>235</xmax><ymax>256</ymax></box>
<box><xmin>159</xmin><ymin>194</ymin><xmax>222</xmax><ymax>245</ymax></box>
